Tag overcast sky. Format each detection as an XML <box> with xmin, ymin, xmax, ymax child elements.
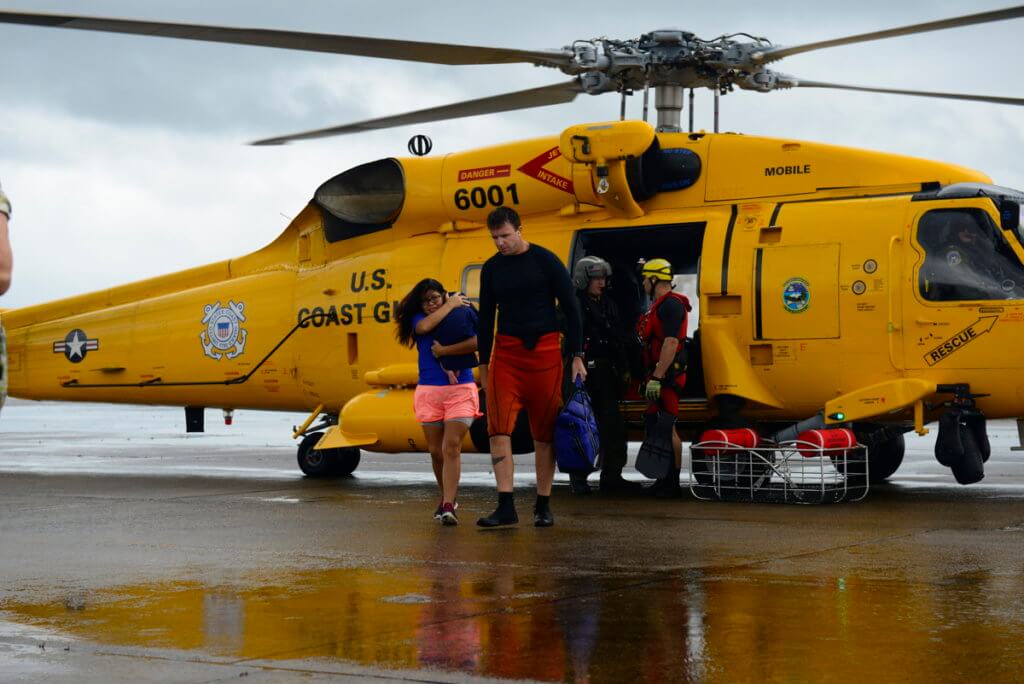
<box><xmin>1</xmin><ymin>0</ymin><xmax>1022</xmax><ymax>308</ymax></box>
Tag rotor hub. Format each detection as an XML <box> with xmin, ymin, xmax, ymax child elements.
<box><xmin>561</xmin><ymin>30</ymin><xmax>778</xmax><ymax>94</ymax></box>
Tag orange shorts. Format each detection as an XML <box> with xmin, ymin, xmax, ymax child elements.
<box><xmin>486</xmin><ymin>332</ymin><xmax>563</xmax><ymax>442</ymax></box>
<box><xmin>414</xmin><ymin>383</ymin><xmax>482</xmax><ymax>425</ymax></box>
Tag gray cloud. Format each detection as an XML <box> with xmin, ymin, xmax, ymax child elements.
<box><xmin>1</xmin><ymin>0</ymin><xmax>1023</xmax><ymax>308</ymax></box>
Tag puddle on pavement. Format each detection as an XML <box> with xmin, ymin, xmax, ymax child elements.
<box><xmin>3</xmin><ymin>564</ymin><xmax>1024</xmax><ymax>682</ymax></box>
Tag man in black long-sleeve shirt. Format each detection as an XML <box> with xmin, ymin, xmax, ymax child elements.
<box><xmin>477</xmin><ymin>207</ymin><xmax>586</xmax><ymax>528</ymax></box>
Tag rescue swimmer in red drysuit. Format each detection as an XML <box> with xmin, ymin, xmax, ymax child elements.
<box><xmin>636</xmin><ymin>258</ymin><xmax>691</xmax><ymax>498</ymax></box>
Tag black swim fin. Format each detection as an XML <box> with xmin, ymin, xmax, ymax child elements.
<box><xmin>636</xmin><ymin>411</ymin><xmax>675</xmax><ymax>479</ymax></box>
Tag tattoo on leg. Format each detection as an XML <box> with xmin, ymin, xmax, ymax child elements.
<box><xmin>491</xmin><ymin>455</ymin><xmax>507</xmax><ymax>466</ymax></box>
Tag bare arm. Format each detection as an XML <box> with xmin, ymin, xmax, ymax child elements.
<box><xmin>653</xmin><ymin>337</ymin><xmax>679</xmax><ymax>379</ymax></box>
<box><xmin>413</xmin><ymin>293</ymin><xmax>468</xmax><ymax>335</ymax></box>
<box><xmin>0</xmin><ymin>213</ymin><xmax>11</xmax><ymax>296</ymax></box>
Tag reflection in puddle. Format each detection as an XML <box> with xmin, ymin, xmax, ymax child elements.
<box><xmin>3</xmin><ymin>563</ymin><xmax>1024</xmax><ymax>682</ymax></box>
<box><xmin>380</xmin><ymin>593</ymin><xmax>433</xmax><ymax>604</ymax></box>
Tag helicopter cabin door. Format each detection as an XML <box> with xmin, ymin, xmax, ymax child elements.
<box><xmin>902</xmin><ymin>206</ymin><xmax>1024</xmax><ymax>370</ymax></box>
<box><xmin>755</xmin><ymin>244</ymin><xmax>841</xmax><ymax>340</ymax></box>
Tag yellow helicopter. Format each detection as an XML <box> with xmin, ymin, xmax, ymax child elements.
<box><xmin>2</xmin><ymin>6</ymin><xmax>1024</xmax><ymax>486</ymax></box>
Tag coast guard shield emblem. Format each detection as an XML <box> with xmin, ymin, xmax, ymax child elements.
<box><xmin>200</xmin><ymin>300</ymin><xmax>248</xmax><ymax>360</ymax></box>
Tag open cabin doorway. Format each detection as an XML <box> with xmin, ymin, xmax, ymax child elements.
<box><xmin>570</xmin><ymin>222</ymin><xmax>707</xmax><ymax>400</ymax></box>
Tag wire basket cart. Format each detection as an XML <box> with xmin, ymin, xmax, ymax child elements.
<box><xmin>688</xmin><ymin>437</ymin><xmax>869</xmax><ymax>504</ymax></box>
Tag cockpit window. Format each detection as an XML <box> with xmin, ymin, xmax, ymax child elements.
<box><xmin>314</xmin><ymin>159</ymin><xmax>405</xmax><ymax>243</ymax></box>
<box><xmin>918</xmin><ymin>208</ymin><xmax>1024</xmax><ymax>301</ymax></box>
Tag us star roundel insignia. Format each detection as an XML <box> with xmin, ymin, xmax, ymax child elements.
<box><xmin>200</xmin><ymin>300</ymin><xmax>248</xmax><ymax>361</ymax></box>
<box><xmin>52</xmin><ymin>329</ymin><xmax>99</xmax><ymax>363</ymax></box>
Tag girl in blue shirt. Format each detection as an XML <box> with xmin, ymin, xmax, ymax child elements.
<box><xmin>395</xmin><ymin>278</ymin><xmax>480</xmax><ymax>525</ymax></box>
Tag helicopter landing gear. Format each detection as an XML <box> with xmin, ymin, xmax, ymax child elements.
<box><xmin>296</xmin><ymin>432</ymin><xmax>361</xmax><ymax>478</ymax></box>
<box><xmin>836</xmin><ymin>425</ymin><xmax>906</xmax><ymax>483</ymax></box>
<box><xmin>865</xmin><ymin>432</ymin><xmax>906</xmax><ymax>483</ymax></box>
<box><xmin>292</xmin><ymin>407</ymin><xmax>361</xmax><ymax>478</ymax></box>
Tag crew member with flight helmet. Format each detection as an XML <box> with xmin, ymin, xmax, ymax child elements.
<box><xmin>637</xmin><ymin>258</ymin><xmax>691</xmax><ymax>498</ymax></box>
<box><xmin>570</xmin><ymin>255</ymin><xmax>644</xmax><ymax>495</ymax></box>
<box><xmin>0</xmin><ymin>181</ymin><xmax>12</xmax><ymax>415</ymax></box>
<box><xmin>940</xmin><ymin>218</ymin><xmax>1002</xmax><ymax>300</ymax></box>
<box><xmin>477</xmin><ymin>206</ymin><xmax>586</xmax><ymax>527</ymax></box>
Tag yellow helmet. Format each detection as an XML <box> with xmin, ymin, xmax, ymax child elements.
<box><xmin>641</xmin><ymin>258</ymin><xmax>673</xmax><ymax>282</ymax></box>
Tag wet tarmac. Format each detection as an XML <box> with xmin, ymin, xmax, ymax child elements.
<box><xmin>2</xmin><ymin>400</ymin><xmax>1024</xmax><ymax>682</ymax></box>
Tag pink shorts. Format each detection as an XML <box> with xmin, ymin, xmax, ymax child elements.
<box><xmin>414</xmin><ymin>383</ymin><xmax>482</xmax><ymax>425</ymax></box>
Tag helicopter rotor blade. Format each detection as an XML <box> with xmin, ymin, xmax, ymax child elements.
<box><xmin>794</xmin><ymin>79</ymin><xmax>1024</xmax><ymax>106</ymax></box>
<box><xmin>250</xmin><ymin>80</ymin><xmax>585</xmax><ymax>145</ymax></box>
<box><xmin>0</xmin><ymin>10</ymin><xmax>571</xmax><ymax>68</ymax></box>
<box><xmin>755</xmin><ymin>6</ymin><xmax>1024</xmax><ymax>64</ymax></box>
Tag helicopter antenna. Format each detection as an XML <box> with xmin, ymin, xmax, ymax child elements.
<box><xmin>688</xmin><ymin>89</ymin><xmax>695</xmax><ymax>133</ymax></box>
<box><xmin>714</xmin><ymin>81</ymin><xmax>721</xmax><ymax>133</ymax></box>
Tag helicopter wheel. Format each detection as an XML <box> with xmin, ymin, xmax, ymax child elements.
<box><xmin>297</xmin><ymin>432</ymin><xmax>361</xmax><ymax>478</ymax></box>
<box><xmin>833</xmin><ymin>427</ymin><xmax>904</xmax><ymax>484</ymax></box>
<box><xmin>866</xmin><ymin>432</ymin><xmax>905</xmax><ymax>483</ymax></box>
<box><xmin>331</xmin><ymin>447</ymin><xmax>362</xmax><ymax>476</ymax></box>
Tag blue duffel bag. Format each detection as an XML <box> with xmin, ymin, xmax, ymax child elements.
<box><xmin>554</xmin><ymin>378</ymin><xmax>601</xmax><ymax>474</ymax></box>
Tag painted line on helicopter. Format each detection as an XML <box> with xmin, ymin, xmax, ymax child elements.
<box><xmin>762</xmin><ymin>189</ymin><xmax>922</xmax><ymax>225</ymax></box>
<box><xmin>721</xmin><ymin>204</ymin><xmax>738</xmax><ymax>294</ymax></box>
<box><xmin>769</xmin><ymin>187</ymin><xmax>927</xmax><ymax>212</ymax></box>
<box><xmin>923</xmin><ymin>315</ymin><xmax>998</xmax><ymax>366</ymax></box>
<box><xmin>754</xmin><ymin>249</ymin><xmax>764</xmax><ymax>339</ymax></box>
